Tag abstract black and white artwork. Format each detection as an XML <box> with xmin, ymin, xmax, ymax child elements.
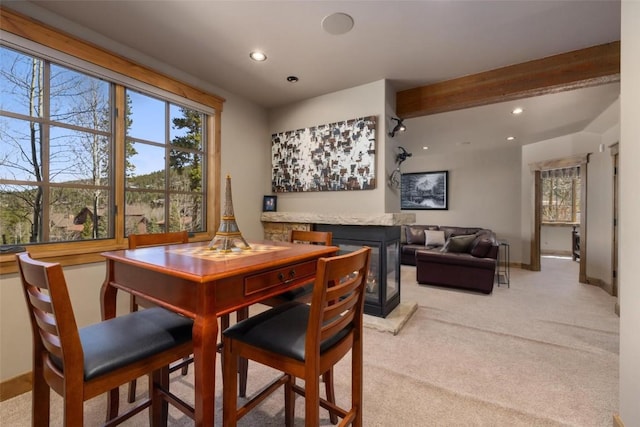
<box><xmin>401</xmin><ymin>171</ymin><xmax>449</xmax><ymax>210</ymax></box>
<box><xmin>271</xmin><ymin>116</ymin><xmax>376</xmax><ymax>192</ymax></box>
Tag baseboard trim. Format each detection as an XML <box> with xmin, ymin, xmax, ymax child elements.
<box><xmin>586</xmin><ymin>275</ymin><xmax>614</xmax><ymax>295</ymax></box>
<box><xmin>0</xmin><ymin>372</ymin><xmax>31</xmax><ymax>402</ymax></box>
<box><xmin>613</xmin><ymin>413</ymin><xmax>625</xmax><ymax>427</ymax></box>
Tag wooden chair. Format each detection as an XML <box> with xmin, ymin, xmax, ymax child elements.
<box><xmin>222</xmin><ymin>246</ymin><xmax>371</xmax><ymax>427</ymax></box>
<box><xmin>126</xmin><ymin>231</ymin><xmax>191</xmax><ymax>403</ymax></box>
<box><xmin>127</xmin><ymin>231</ymin><xmax>248</xmax><ymax>401</ymax></box>
<box><xmin>259</xmin><ymin>230</ymin><xmax>338</xmax><ymax>423</ymax></box>
<box><xmin>16</xmin><ymin>252</ymin><xmax>195</xmax><ymax>426</ymax></box>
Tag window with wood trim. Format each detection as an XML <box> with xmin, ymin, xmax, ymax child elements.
<box><xmin>0</xmin><ymin>8</ymin><xmax>222</xmax><ymax>266</ymax></box>
<box><xmin>0</xmin><ymin>46</ymin><xmax>209</xmax><ymax>244</ymax></box>
<box><xmin>1</xmin><ymin>46</ymin><xmax>114</xmax><ymax>243</ymax></box>
<box><xmin>541</xmin><ymin>166</ymin><xmax>581</xmax><ymax>223</ymax></box>
<box><xmin>124</xmin><ymin>89</ymin><xmax>206</xmax><ymax>236</ymax></box>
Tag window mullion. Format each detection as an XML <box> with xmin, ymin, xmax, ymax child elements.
<box><xmin>113</xmin><ymin>84</ymin><xmax>126</xmax><ymax>242</ymax></box>
<box><xmin>40</xmin><ymin>59</ymin><xmax>50</xmax><ymax>242</ymax></box>
<box><xmin>165</xmin><ymin>101</ymin><xmax>171</xmax><ymax>232</ymax></box>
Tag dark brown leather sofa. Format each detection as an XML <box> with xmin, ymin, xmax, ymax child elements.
<box><xmin>401</xmin><ymin>225</ymin><xmax>499</xmax><ymax>294</ymax></box>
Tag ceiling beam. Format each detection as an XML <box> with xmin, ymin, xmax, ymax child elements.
<box><xmin>396</xmin><ymin>41</ymin><xmax>620</xmax><ymax>119</ymax></box>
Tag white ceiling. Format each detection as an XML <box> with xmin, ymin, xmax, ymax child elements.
<box><xmin>5</xmin><ymin>0</ymin><xmax>621</xmax><ymax>154</ymax></box>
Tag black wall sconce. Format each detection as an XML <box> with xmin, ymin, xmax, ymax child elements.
<box><xmin>388</xmin><ymin>117</ymin><xmax>406</xmax><ymax>137</ymax></box>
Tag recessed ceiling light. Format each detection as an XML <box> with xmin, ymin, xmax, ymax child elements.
<box><xmin>286</xmin><ymin>76</ymin><xmax>299</xmax><ymax>83</ymax></box>
<box><xmin>512</xmin><ymin>107</ymin><xmax>524</xmax><ymax>115</ymax></box>
<box><xmin>249</xmin><ymin>51</ymin><xmax>267</xmax><ymax>62</ymax></box>
<box><xmin>422</xmin><ymin>146</ymin><xmax>429</xmax><ymax>150</ymax></box>
<box><xmin>506</xmin><ymin>136</ymin><xmax>516</xmax><ymax>141</ymax></box>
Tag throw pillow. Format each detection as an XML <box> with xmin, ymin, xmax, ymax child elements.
<box><xmin>424</xmin><ymin>230</ymin><xmax>445</xmax><ymax>247</ymax></box>
<box><xmin>441</xmin><ymin>234</ymin><xmax>476</xmax><ymax>253</ymax></box>
<box><xmin>406</xmin><ymin>226</ymin><xmax>426</xmax><ymax>245</ymax></box>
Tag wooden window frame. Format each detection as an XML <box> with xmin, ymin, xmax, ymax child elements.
<box><xmin>0</xmin><ymin>8</ymin><xmax>224</xmax><ymax>274</ymax></box>
<box><xmin>541</xmin><ymin>170</ymin><xmax>581</xmax><ymax>224</ymax></box>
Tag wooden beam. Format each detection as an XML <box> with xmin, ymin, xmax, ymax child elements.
<box><xmin>396</xmin><ymin>41</ymin><xmax>620</xmax><ymax>119</ymax></box>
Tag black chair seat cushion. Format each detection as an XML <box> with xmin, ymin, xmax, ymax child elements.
<box><xmin>223</xmin><ymin>302</ymin><xmax>350</xmax><ymax>362</ymax></box>
<box><xmin>51</xmin><ymin>307</ymin><xmax>193</xmax><ymax>380</ymax></box>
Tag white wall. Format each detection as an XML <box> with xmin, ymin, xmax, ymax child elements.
<box><xmin>586</xmin><ymin>140</ymin><xmax>615</xmax><ymax>282</ymax></box>
<box><xmin>399</xmin><ymin>144</ymin><xmax>523</xmax><ymax>262</ymax></box>
<box><xmin>385</xmin><ymin>81</ymin><xmax>402</xmax><ymax>213</ymax></box>
<box><xmin>541</xmin><ymin>225</ymin><xmax>574</xmax><ymax>254</ymax></box>
<box><xmin>219</xmin><ymin>95</ymin><xmax>270</xmax><ymax>241</ymax></box>
<box><xmin>267</xmin><ymin>79</ymin><xmax>389</xmax><ymax>215</ymax></box>
<box><xmin>619</xmin><ymin>2</ymin><xmax>640</xmax><ymax>424</ymax></box>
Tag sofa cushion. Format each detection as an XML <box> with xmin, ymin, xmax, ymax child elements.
<box><xmin>406</xmin><ymin>227</ymin><xmax>425</xmax><ymax>245</ymax></box>
<box><xmin>470</xmin><ymin>237</ymin><xmax>493</xmax><ymax>258</ymax></box>
<box><xmin>424</xmin><ymin>230</ymin><xmax>446</xmax><ymax>247</ymax></box>
<box><xmin>405</xmin><ymin>225</ymin><xmax>439</xmax><ymax>245</ymax></box>
<box><xmin>441</xmin><ymin>234</ymin><xmax>476</xmax><ymax>253</ymax></box>
<box><xmin>440</xmin><ymin>226</ymin><xmax>484</xmax><ymax>240</ymax></box>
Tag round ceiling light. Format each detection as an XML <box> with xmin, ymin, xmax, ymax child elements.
<box><xmin>512</xmin><ymin>107</ymin><xmax>524</xmax><ymax>115</ymax></box>
<box><xmin>249</xmin><ymin>51</ymin><xmax>267</xmax><ymax>62</ymax></box>
<box><xmin>506</xmin><ymin>136</ymin><xmax>516</xmax><ymax>141</ymax></box>
<box><xmin>321</xmin><ymin>12</ymin><xmax>354</xmax><ymax>35</ymax></box>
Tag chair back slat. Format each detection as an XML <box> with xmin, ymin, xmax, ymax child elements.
<box><xmin>17</xmin><ymin>253</ymin><xmax>82</xmax><ymax>374</ymax></box>
<box><xmin>307</xmin><ymin>247</ymin><xmax>370</xmax><ymax>357</ymax></box>
<box><xmin>39</xmin><ymin>328</ymin><xmax>64</xmax><ymax>360</ymax></box>
<box><xmin>321</xmin><ymin>310</ymin><xmax>356</xmax><ymax>343</ymax></box>
<box><xmin>128</xmin><ymin>230</ymin><xmax>189</xmax><ymax>249</ymax></box>
<box><xmin>27</xmin><ymin>285</ymin><xmax>53</xmax><ymax>315</ymax></box>
<box><xmin>323</xmin><ymin>292</ymin><xmax>357</xmax><ymax>321</ymax></box>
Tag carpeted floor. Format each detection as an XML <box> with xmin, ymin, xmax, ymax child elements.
<box><xmin>1</xmin><ymin>257</ymin><xmax>619</xmax><ymax>426</ymax></box>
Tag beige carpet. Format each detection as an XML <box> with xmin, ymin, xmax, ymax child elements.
<box><xmin>1</xmin><ymin>257</ymin><xmax>619</xmax><ymax>426</ymax></box>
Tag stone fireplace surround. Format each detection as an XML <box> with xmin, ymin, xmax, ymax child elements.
<box><xmin>261</xmin><ymin>212</ymin><xmax>416</xmax><ymax>241</ymax></box>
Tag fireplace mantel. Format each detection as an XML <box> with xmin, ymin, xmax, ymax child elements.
<box><xmin>260</xmin><ymin>212</ymin><xmax>415</xmax><ymax>226</ymax></box>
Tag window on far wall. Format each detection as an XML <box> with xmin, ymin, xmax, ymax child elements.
<box><xmin>541</xmin><ymin>166</ymin><xmax>581</xmax><ymax>223</ymax></box>
<box><xmin>0</xmin><ymin>45</ymin><xmax>209</xmax><ymax>245</ymax></box>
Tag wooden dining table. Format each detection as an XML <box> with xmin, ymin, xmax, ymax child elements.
<box><xmin>101</xmin><ymin>240</ymin><xmax>338</xmax><ymax>426</ymax></box>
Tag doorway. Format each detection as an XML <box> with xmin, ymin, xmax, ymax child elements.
<box><xmin>530</xmin><ymin>154</ymin><xmax>589</xmax><ymax>282</ymax></box>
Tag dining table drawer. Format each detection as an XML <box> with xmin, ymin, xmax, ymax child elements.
<box><xmin>244</xmin><ymin>260</ymin><xmax>317</xmax><ymax>296</ymax></box>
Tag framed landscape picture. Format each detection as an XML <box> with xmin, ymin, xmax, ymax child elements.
<box><xmin>401</xmin><ymin>171</ymin><xmax>448</xmax><ymax>210</ymax></box>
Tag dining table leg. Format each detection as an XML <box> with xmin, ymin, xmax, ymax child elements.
<box><xmin>193</xmin><ymin>313</ymin><xmax>218</xmax><ymax>426</ymax></box>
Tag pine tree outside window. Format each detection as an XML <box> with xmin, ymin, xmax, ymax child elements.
<box><xmin>124</xmin><ymin>89</ymin><xmax>206</xmax><ymax>236</ymax></box>
<box><xmin>541</xmin><ymin>166</ymin><xmax>581</xmax><ymax>223</ymax></box>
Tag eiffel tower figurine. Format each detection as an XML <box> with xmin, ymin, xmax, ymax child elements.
<box><xmin>208</xmin><ymin>174</ymin><xmax>251</xmax><ymax>252</ymax></box>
